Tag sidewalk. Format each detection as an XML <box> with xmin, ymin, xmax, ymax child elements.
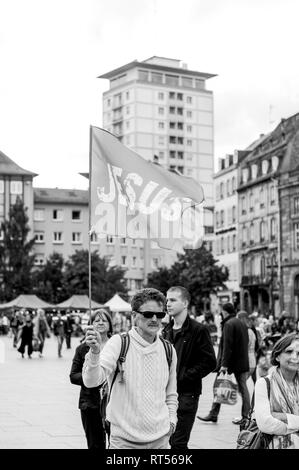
<box><xmin>0</xmin><ymin>334</ymin><xmax>251</xmax><ymax>449</ymax></box>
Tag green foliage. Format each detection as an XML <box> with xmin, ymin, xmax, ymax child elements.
<box><xmin>0</xmin><ymin>198</ymin><xmax>36</xmax><ymax>301</ymax></box>
<box><xmin>63</xmin><ymin>249</ymin><xmax>128</xmax><ymax>303</ymax></box>
<box><xmin>146</xmin><ymin>244</ymin><xmax>229</xmax><ymax>313</ymax></box>
<box><xmin>32</xmin><ymin>252</ymin><xmax>66</xmax><ymax>303</ymax></box>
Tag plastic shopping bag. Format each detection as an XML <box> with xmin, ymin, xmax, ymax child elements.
<box><xmin>213</xmin><ymin>372</ymin><xmax>238</xmax><ymax>405</ymax></box>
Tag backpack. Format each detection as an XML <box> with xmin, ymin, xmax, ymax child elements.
<box><xmin>100</xmin><ymin>332</ymin><xmax>173</xmax><ymax>437</ymax></box>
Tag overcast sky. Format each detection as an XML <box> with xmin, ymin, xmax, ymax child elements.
<box><xmin>1</xmin><ymin>0</ymin><xmax>298</xmax><ymax>190</ymax></box>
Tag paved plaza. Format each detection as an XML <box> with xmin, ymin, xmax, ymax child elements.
<box><xmin>0</xmin><ymin>333</ymin><xmax>252</xmax><ymax>449</ymax></box>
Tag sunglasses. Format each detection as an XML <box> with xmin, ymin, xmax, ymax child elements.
<box><xmin>135</xmin><ymin>311</ymin><xmax>165</xmax><ymax>319</ymax></box>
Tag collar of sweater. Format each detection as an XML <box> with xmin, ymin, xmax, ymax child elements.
<box><xmin>130</xmin><ymin>327</ymin><xmax>160</xmax><ymax>349</ymax></box>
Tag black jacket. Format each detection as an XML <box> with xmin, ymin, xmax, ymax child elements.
<box><xmin>162</xmin><ymin>315</ymin><xmax>216</xmax><ymax>395</ymax></box>
<box><xmin>216</xmin><ymin>314</ymin><xmax>249</xmax><ymax>374</ymax></box>
<box><xmin>69</xmin><ymin>342</ymin><xmax>101</xmax><ymax>410</ymax></box>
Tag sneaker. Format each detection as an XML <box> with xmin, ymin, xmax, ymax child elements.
<box><xmin>39</xmin><ymin>353</ymin><xmax>43</xmax><ymax>358</ymax></box>
<box><xmin>197</xmin><ymin>414</ymin><xmax>218</xmax><ymax>423</ymax></box>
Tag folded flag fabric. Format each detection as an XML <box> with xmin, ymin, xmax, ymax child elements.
<box><xmin>89</xmin><ymin>126</ymin><xmax>205</xmax><ymax>250</ymax></box>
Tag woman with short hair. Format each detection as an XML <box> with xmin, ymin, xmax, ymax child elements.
<box><xmin>254</xmin><ymin>333</ymin><xmax>299</xmax><ymax>449</ymax></box>
<box><xmin>70</xmin><ymin>308</ymin><xmax>113</xmax><ymax>449</ymax></box>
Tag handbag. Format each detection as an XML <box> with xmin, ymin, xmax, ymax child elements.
<box><xmin>213</xmin><ymin>372</ymin><xmax>238</xmax><ymax>405</ymax></box>
<box><xmin>236</xmin><ymin>376</ymin><xmax>273</xmax><ymax>449</ymax></box>
<box><xmin>32</xmin><ymin>336</ymin><xmax>41</xmax><ymax>352</ymax></box>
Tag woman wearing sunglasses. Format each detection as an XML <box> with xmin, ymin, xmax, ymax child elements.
<box><xmin>70</xmin><ymin>308</ymin><xmax>113</xmax><ymax>449</ymax></box>
<box><xmin>254</xmin><ymin>332</ymin><xmax>299</xmax><ymax>449</ymax></box>
<box><xmin>83</xmin><ymin>288</ymin><xmax>178</xmax><ymax>449</ymax></box>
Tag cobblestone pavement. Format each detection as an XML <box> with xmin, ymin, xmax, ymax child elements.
<box><xmin>0</xmin><ymin>334</ymin><xmax>253</xmax><ymax>449</ymax></box>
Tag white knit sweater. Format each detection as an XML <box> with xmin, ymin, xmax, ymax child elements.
<box><xmin>82</xmin><ymin>328</ymin><xmax>178</xmax><ymax>443</ymax></box>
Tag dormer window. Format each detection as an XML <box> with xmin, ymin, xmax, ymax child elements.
<box><xmin>262</xmin><ymin>160</ymin><xmax>269</xmax><ymax>175</ymax></box>
<box><xmin>271</xmin><ymin>155</ymin><xmax>279</xmax><ymax>172</ymax></box>
<box><xmin>242</xmin><ymin>168</ymin><xmax>249</xmax><ymax>183</ymax></box>
<box><xmin>251</xmin><ymin>164</ymin><xmax>258</xmax><ymax>179</ymax></box>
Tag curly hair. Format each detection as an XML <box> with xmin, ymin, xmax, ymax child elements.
<box><xmin>271</xmin><ymin>332</ymin><xmax>299</xmax><ymax>366</ymax></box>
<box><xmin>131</xmin><ymin>288</ymin><xmax>166</xmax><ymax>312</ymax></box>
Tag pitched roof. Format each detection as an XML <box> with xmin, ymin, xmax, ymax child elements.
<box><xmin>34</xmin><ymin>188</ymin><xmax>88</xmax><ymax>204</ymax></box>
<box><xmin>55</xmin><ymin>295</ymin><xmax>104</xmax><ymax>310</ymax></box>
<box><xmin>0</xmin><ymin>151</ymin><xmax>37</xmax><ymax>177</ymax></box>
<box><xmin>241</xmin><ymin>112</ymin><xmax>299</xmax><ymax>168</ymax></box>
<box><xmin>0</xmin><ymin>294</ymin><xmax>54</xmax><ymax>310</ymax></box>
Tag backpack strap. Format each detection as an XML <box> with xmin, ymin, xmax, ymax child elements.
<box><xmin>117</xmin><ymin>332</ymin><xmax>130</xmax><ymax>383</ymax></box>
<box><xmin>108</xmin><ymin>332</ymin><xmax>130</xmax><ymax>398</ymax></box>
<box><xmin>159</xmin><ymin>336</ymin><xmax>173</xmax><ymax>370</ymax></box>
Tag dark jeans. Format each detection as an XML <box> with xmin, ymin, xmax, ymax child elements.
<box><xmin>38</xmin><ymin>333</ymin><xmax>46</xmax><ymax>354</ymax></box>
<box><xmin>57</xmin><ymin>335</ymin><xmax>64</xmax><ymax>356</ymax></box>
<box><xmin>210</xmin><ymin>372</ymin><xmax>251</xmax><ymax>419</ymax></box>
<box><xmin>65</xmin><ymin>332</ymin><xmax>72</xmax><ymax>349</ymax></box>
<box><xmin>170</xmin><ymin>393</ymin><xmax>199</xmax><ymax>451</ymax></box>
<box><xmin>80</xmin><ymin>408</ymin><xmax>106</xmax><ymax>449</ymax></box>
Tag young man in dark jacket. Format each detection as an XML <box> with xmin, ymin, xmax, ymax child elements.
<box><xmin>198</xmin><ymin>302</ymin><xmax>250</xmax><ymax>426</ymax></box>
<box><xmin>162</xmin><ymin>286</ymin><xmax>216</xmax><ymax>451</ymax></box>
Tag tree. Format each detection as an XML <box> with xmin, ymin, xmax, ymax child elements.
<box><xmin>146</xmin><ymin>244</ymin><xmax>229</xmax><ymax>313</ymax></box>
<box><xmin>63</xmin><ymin>249</ymin><xmax>128</xmax><ymax>303</ymax></box>
<box><xmin>0</xmin><ymin>197</ymin><xmax>36</xmax><ymax>301</ymax></box>
<box><xmin>32</xmin><ymin>252</ymin><xmax>66</xmax><ymax>304</ymax></box>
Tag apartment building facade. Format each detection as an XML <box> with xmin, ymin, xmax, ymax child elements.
<box><xmin>99</xmin><ymin>56</ymin><xmax>216</xmax><ymax>284</ymax></box>
<box><xmin>33</xmin><ymin>188</ymin><xmax>144</xmax><ymax>293</ymax></box>
<box><xmin>239</xmin><ymin>113</ymin><xmax>299</xmax><ymax>318</ymax></box>
<box><xmin>213</xmin><ymin>153</ymin><xmax>241</xmax><ymax>308</ymax></box>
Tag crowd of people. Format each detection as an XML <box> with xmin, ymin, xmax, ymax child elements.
<box><xmin>69</xmin><ymin>288</ymin><xmax>299</xmax><ymax>450</ymax></box>
<box><xmin>2</xmin><ymin>288</ymin><xmax>299</xmax><ymax>450</ymax></box>
<box><xmin>1</xmin><ymin>309</ymin><xmax>82</xmax><ymax>358</ymax></box>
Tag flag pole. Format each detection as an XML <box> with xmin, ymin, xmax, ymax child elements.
<box><xmin>88</xmin><ymin>126</ymin><xmax>93</xmax><ymax>320</ymax></box>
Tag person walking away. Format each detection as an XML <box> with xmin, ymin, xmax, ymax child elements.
<box><xmin>198</xmin><ymin>302</ymin><xmax>250</xmax><ymax>427</ymax></box>
<box><xmin>64</xmin><ymin>313</ymin><xmax>73</xmax><ymax>349</ymax></box>
<box><xmin>53</xmin><ymin>312</ymin><xmax>65</xmax><ymax>358</ymax></box>
<box><xmin>163</xmin><ymin>286</ymin><xmax>216</xmax><ymax>451</ymax></box>
<box><xmin>34</xmin><ymin>309</ymin><xmax>51</xmax><ymax>358</ymax></box>
<box><xmin>17</xmin><ymin>313</ymin><xmax>34</xmax><ymax>359</ymax></box>
<box><xmin>70</xmin><ymin>308</ymin><xmax>113</xmax><ymax>449</ymax></box>
<box><xmin>83</xmin><ymin>287</ymin><xmax>178</xmax><ymax>449</ymax></box>
<box><xmin>254</xmin><ymin>333</ymin><xmax>299</xmax><ymax>448</ymax></box>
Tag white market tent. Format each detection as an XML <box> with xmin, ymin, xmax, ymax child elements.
<box><xmin>104</xmin><ymin>293</ymin><xmax>131</xmax><ymax>313</ymax></box>
<box><xmin>55</xmin><ymin>295</ymin><xmax>104</xmax><ymax>311</ymax></box>
<box><xmin>0</xmin><ymin>294</ymin><xmax>55</xmax><ymax>310</ymax></box>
